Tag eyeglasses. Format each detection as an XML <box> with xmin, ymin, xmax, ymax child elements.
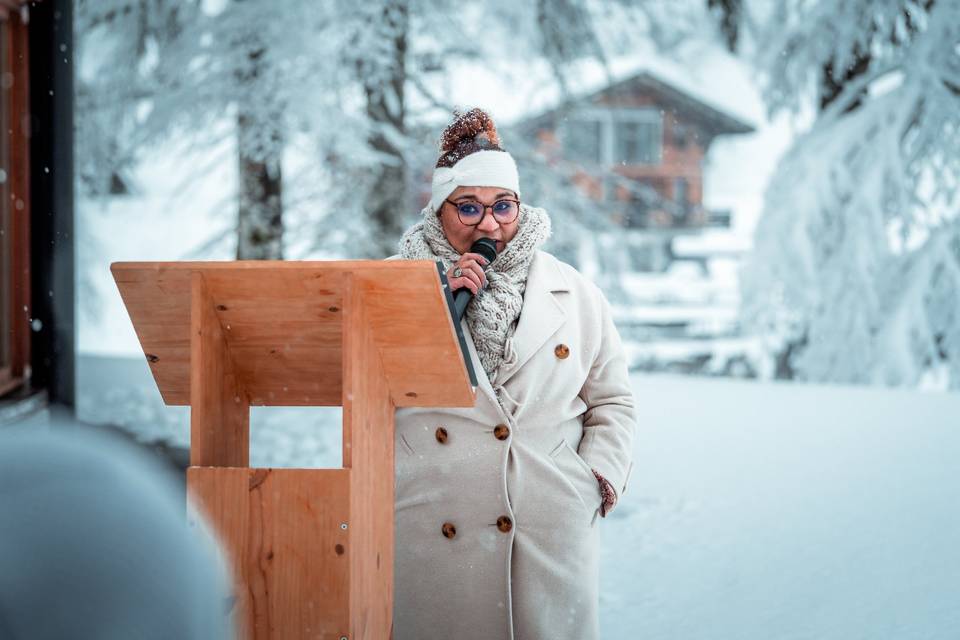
<box><xmin>444</xmin><ymin>197</ymin><xmax>520</xmax><ymax>226</ymax></box>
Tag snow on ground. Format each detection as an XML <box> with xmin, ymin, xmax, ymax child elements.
<box><xmin>76</xmin><ymin>354</ymin><xmax>960</xmax><ymax>639</ymax></box>
<box><xmin>602</xmin><ymin>374</ymin><xmax>960</xmax><ymax>638</ymax></box>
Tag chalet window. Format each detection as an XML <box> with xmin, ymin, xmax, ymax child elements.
<box><xmin>613</xmin><ymin>115</ymin><xmax>661</xmax><ymax>165</ymax></box>
<box><xmin>561</xmin><ymin>116</ymin><xmax>603</xmax><ymax>165</ymax></box>
<box><xmin>563</xmin><ymin>108</ymin><xmax>662</xmax><ymax>167</ymax></box>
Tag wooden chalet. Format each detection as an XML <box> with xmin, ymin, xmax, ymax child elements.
<box><xmin>517</xmin><ymin>69</ymin><xmax>755</xmax><ymax>272</ymax></box>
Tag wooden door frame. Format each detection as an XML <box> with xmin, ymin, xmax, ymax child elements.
<box><xmin>0</xmin><ymin>2</ymin><xmax>30</xmax><ymax>397</ymax></box>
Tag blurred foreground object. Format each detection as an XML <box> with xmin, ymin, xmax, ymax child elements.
<box><xmin>0</xmin><ymin>425</ymin><xmax>233</xmax><ymax>639</ymax></box>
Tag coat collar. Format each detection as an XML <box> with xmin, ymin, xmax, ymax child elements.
<box><xmin>490</xmin><ymin>250</ymin><xmax>569</xmax><ymax>388</ymax></box>
<box><xmin>460</xmin><ymin>251</ymin><xmax>570</xmax><ymax>407</ymax></box>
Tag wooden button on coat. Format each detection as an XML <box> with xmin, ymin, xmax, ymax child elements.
<box><xmin>441</xmin><ymin>522</ymin><xmax>457</xmax><ymax>539</ymax></box>
<box><xmin>496</xmin><ymin>516</ymin><xmax>513</xmax><ymax>533</ymax></box>
<box><xmin>554</xmin><ymin>343</ymin><xmax>570</xmax><ymax>359</ymax></box>
<box><xmin>435</xmin><ymin>427</ymin><xmax>448</xmax><ymax>443</ymax></box>
<box><xmin>493</xmin><ymin>424</ymin><xmax>510</xmax><ymax>440</ymax></box>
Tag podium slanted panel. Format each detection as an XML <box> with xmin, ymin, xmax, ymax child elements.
<box><xmin>112</xmin><ymin>260</ymin><xmax>476</xmax><ymax>640</ymax></box>
<box><xmin>111</xmin><ymin>260</ymin><xmax>474</xmax><ymax>408</ymax></box>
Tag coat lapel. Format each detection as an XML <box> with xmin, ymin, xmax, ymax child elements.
<box><xmin>493</xmin><ymin>251</ymin><xmax>569</xmax><ymax>387</ymax></box>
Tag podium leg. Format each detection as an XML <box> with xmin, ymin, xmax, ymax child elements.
<box><xmin>342</xmin><ymin>276</ymin><xmax>395</xmax><ymax>640</ymax></box>
<box><xmin>190</xmin><ymin>272</ymin><xmax>249</xmax><ymax>467</ymax></box>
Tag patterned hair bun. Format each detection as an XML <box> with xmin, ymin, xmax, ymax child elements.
<box><xmin>436</xmin><ymin>108</ymin><xmax>504</xmax><ymax>168</ymax></box>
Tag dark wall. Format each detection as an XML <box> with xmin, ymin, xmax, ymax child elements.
<box><xmin>28</xmin><ymin>0</ymin><xmax>75</xmax><ymax>407</ymax></box>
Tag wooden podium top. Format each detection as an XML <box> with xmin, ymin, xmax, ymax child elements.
<box><xmin>111</xmin><ymin>260</ymin><xmax>476</xmax><ymax>408</ymax></box>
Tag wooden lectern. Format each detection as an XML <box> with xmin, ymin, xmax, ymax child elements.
<box><xmin>111</xmin><ymin>260</ymin><xmax>476</xmax><ymax>640</ymax></box>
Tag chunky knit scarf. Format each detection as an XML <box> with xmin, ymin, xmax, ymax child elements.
<box><xmin>398</xmin><ymin>202</ymin><xmax>552</xmax><ymax>382</ymax></box>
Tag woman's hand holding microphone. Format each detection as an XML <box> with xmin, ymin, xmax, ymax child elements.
<box><xmin>446</xmin><ymin>253</ymin><xmax>489</xmax><ymax>295</ymax></box>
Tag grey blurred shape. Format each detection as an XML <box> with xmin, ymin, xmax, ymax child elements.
<box><xmin>0</xmin><ymin>423</ymin><xmax>234</xmax><ymax>639</ymax></box>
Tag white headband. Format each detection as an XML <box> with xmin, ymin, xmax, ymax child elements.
<box><xmin>430</xmin><ymin>149</ymin><xmax>520</xmax><ymax>213</ymax></box>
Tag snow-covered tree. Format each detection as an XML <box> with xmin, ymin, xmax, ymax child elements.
<box><xmin>76</xmin><ymin>0</ymin><xmax>358</xmax><ymax>259</ymax></box>
<box><xmin>77</xmin><ymin>0</ymin><xmax>707</xmax><ymax>261</ymax></box>
<box><xmin>739</xmin><ymin>0</ymin><xmax>960</xmax><ymax>387</ymax></box>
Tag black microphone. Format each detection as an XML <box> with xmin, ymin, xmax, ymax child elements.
<box><xmin>452</xmin><ymin>237</ymin><xmax>498</xmax><ymax>322</ymax></box>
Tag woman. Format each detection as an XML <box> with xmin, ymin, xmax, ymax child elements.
<box><xmin>392</xmin><ymin>108</ymin><xmax>635</xmax><ymax>640</ymax></box>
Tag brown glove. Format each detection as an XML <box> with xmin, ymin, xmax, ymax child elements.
<box><xmin>592</xmin><ymin>468</ymin><xmax>617</xmax><ymax>517</ymax></box>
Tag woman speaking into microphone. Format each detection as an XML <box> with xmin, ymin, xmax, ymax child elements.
<box><xmin>391</xmin><ymin>108</ymin><xmax>636</xmax><ymax>640</ymax></box>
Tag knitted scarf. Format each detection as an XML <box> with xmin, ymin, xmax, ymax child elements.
<box><xmin>398</xmin><ymin>202</ymin><xmax>552</xmax><ymax>382</ymax></box>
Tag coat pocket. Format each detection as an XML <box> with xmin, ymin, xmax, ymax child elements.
<box><xmin>549</xmin><ymin>438</ymin><xmax>602</xmax><ymax>524</ymax></box>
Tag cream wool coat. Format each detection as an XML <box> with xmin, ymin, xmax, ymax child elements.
<box><xmin>392</xmin><ymin>249</ymin><xmax>636</xmax><ymax>640</ymax></box>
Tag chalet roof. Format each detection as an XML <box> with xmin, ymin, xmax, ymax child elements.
<box><xmin>407</xmin><ymin>51</ymin><xmax>760</xmax><ymax>156</ymax></box>
<box><xmin>513</xmin><ymin>68</ymin><xmax>755</xmax><ymax>138</ymax></box>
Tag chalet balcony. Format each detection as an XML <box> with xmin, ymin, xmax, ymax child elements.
<box><xmin>620</xmin><ymin>203</ymin><xmax>732</xmax><ymax>233</ymax></box>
